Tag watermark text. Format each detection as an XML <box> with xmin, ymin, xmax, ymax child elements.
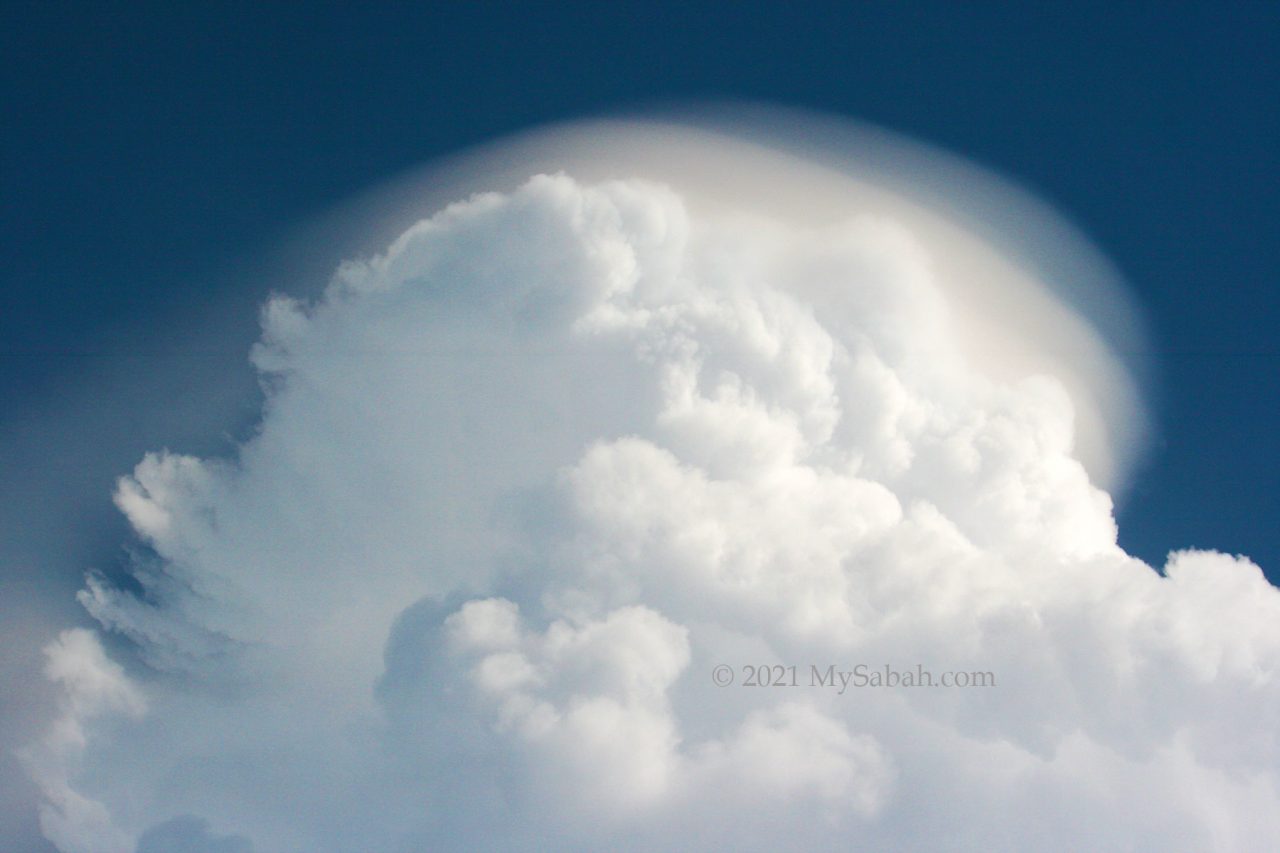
<box><xmin>711</xmin><ymin>664</ymin><xmax>996</xmax><ymax>692</ymax></box>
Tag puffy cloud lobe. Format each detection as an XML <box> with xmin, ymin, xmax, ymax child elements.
<box><xmin>22</xmin><ymin>630</ymin><xmax>145</xmax><ymax>853</ymax></box>
<box><xmin>27</xmin><ymin>174</ymin><xmax>1280</xmax><ymax>851</ymax></box>
<box><xmin>443</xmin><ymin>599</ymin><xmax>894</xmax><ymax>825</ymax></box>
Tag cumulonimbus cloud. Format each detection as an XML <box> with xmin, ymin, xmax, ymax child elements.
<box><xmin>22</xmin><ymin>115</ymin><xmax>1280</xmax><ymax>852</ymax></box>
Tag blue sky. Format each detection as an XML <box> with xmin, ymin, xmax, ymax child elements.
<box><xmin>2</xmin><ymin>3</ymin><xmax>1278</xmax><ymax>850</ymax></box>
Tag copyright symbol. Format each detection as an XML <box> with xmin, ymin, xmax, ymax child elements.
<box><xmin>712</xmin><ymin>664</ymin><xmax>734</xmax><ymax>687</ymax></box>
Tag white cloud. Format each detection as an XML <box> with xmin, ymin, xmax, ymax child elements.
<box><xmin>22</xmin><ymin>630</ymin><xmax>144</xmax><ymax>853</ymax></box>
<box><xmin>25</xmin><ymin>167</ymin><xmax>1280</xmax><ymax>852</ymax></box>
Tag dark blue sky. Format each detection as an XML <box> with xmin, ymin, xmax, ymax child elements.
<box><xmin>3</xmin><ymin>0</ymin><xmax>1277</xmax><ymax>581</ymax></box>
